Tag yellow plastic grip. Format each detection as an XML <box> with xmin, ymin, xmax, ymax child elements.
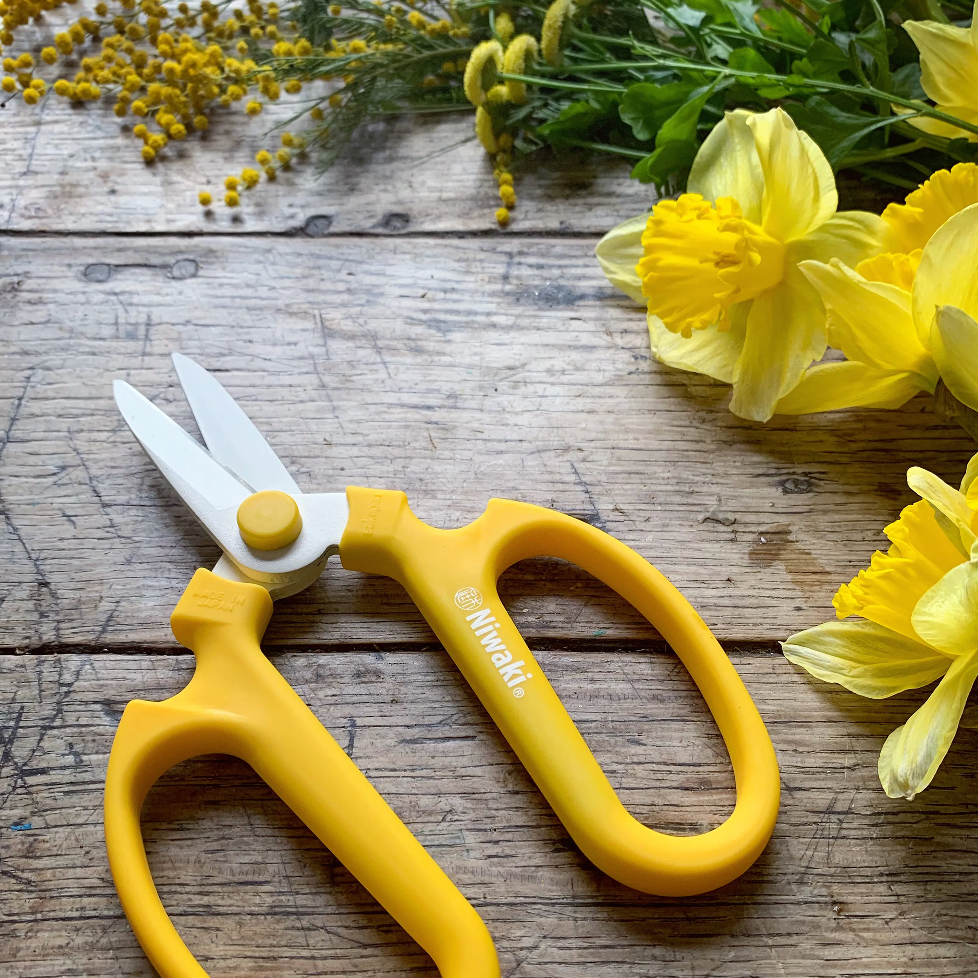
<box><xmin>103</xmin><ymin>568</ymin><xmax>499</xmax><ymax>978</ymax></box>
<box><xmin>341</xmin><ymin>487</ymin><xmax>780</xmax><ymax>897</ymax></box>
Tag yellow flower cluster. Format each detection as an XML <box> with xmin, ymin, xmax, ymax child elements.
<box><xmin>463</xmin><ymin>15</ymin><xmax>545</xmax><ymax>226</ymax></box>
<box><xmin>1</xmin><ymin>0</ymin><xmax>485</xmax><ymax>217</ymax></box>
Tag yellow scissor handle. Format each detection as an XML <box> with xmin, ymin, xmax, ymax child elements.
<box><xmin>341</xmin><ymin>487</ymin><xmax>780</xmax><ymax>897</ymax></box>
<box><xmin>103</xmin><ymin>568</ymin><xmax>499</xmax><ymax>978</ymax></box>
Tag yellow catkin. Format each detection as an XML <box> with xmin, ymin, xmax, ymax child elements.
<box><xmin>474</xmin><ymin>106</ymin><xmax>497</xmax><ymax>153</ymax></box>
<box><xmin>463</xmin><ymin>39</ymin><xmax>503</xmax><ymax>107</ymax></box>
<box><xmin>502</xmin><ymin>34</ymin><xmax>538</xmax><ymax>103</ymax></box>
<box><xmin>494</xmin><ymin>11</ymin><xmax>514</xmax><ymax>45</ymax></box>
<box><xmin>541</xmin><ymin>0</ymin><xmax>573</xmax><ymax>66</ymax></box>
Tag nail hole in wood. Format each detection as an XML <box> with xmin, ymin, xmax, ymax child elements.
<box><xmin>83</xmin><ymin>263</ymin><xmax>113</xmax><ymax>283</ymax></box>
<box><xmin>303</xmin><ymin>214</ymin><xmax>333</xmax><ymax>237</ymax></box>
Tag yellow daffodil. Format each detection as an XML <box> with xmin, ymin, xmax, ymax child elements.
<box><xmin>902</xmin><ymin>0</ymin><xmax>978</xmax><ymax>142</ymax></box>
<box><xmin>784</xmin><ymin>198</ymin><xmax>978</xmax><ymax>415</ymax></box>
<box><xmin>882</xmin><ymin>161</ymin><xmax>978</xmax><ymax>252</ymax></box>
<box><xmin>596</xmin><ymin>108</ymin><xmax>892</xmax><ymax>422</ymax></box>
<box><xmin>783</xmin><ymin>453</ymin><xmax>978</xmax><ymax>800</ymax></box>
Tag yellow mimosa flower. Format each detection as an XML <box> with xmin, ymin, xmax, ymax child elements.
<box><xmin>596</xmin><ymin>108</ymin><xmax>891</xmax><ymax>422</ymax></box>
<box><xmin>902</xmin><ymin>0</ymin><xmax>978</xmax><ymax>142</ymax></box>
<box><xmin>783</xmin><ymin>200</ymin><xmax>978</xmax><ymax>415</ymax></box>
<box><xmin>784</xmin><ymin>453</ymin><xmax>978</xmax><ymax>800</ymax></box>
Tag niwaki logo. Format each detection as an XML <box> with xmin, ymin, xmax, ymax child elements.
<box><xmin>464</xmin><ymin>605</ymin><xmax>533</xmax><ymax>697</ymax></box>
<box><xmin>454</xmin><ymin>587</ymin><xmax>483</xmax><ymax>611</ymax></box>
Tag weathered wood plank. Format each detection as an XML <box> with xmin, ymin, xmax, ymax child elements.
<box><xmin>1</xmin><ymin>233</ymin><xmax>974</xmax><ymax>648</ymax></box>
<box><xmin>2</xmin><ymin>650</ymin><xmax>978</xmax><ymax>976</ymax></box>
<box><xmin>0</xmin><ymin>92</ymin><xmax>655</xmax><ymax>235</ymax></box>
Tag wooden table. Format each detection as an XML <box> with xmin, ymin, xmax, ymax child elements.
<box><xmin>2</xmin><ymin>89</ymin><xmax>978</xmax><ymax>977</ymax></box>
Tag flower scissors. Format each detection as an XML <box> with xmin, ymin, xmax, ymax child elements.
<box><xmin>108</xmin><ymin>354</ymin><xmax>780</xmax><ymax>974</ymax></box>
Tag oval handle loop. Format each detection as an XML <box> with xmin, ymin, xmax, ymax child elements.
<box><xmin>103</xmin><ymin>569</ymin><xmax>500</xmax><ymax>978</ymax></box>
<box><xmin>341</xmin><ymin>488</ymin><xmax>780</xmax><ymax>896</ymax></box>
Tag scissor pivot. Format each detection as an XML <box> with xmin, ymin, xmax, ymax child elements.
<box><xmin>237</xmin><ymin>490</ymin><xmax>303</xmax><ymax>551</ymax></box>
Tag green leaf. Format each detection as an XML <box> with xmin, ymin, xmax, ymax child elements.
<box><xmin>786</xmin><ymin>95</ymin><xmax>895</xmax><ymax>167</ymax></box>
<box><xmin>890</xmin><ymin>61</ymin><xmax>925</xmax><ymax>100</ymax></box>
<box><xmin>655</xmin><ymin>83</ymin><xmax>717</xmax><ymax>146</ymax></box>
<box><xmin>630</xmin><ymin>140</ymin><xmax>698</xmax><ymax>187</ymax></box>
<box><xmin>793</xmin><ymin>37</ymin><xmax>850</xmax><ymax>82</ymax></box>
<box><xmin>727</xmin><ymin>45</ymin><xmax>776</xmax><ymax>74</ymax></box>
<box><xmin>723</xmin><ymin>0</ymin><xmax>763</xmax><ymax>35</ymax></box>
<box><xmin>853</xmin><ymin>5</ymin><xmax>894</xmax><ymax>90</ymax></box>
<box><xmin>668</xmin><ymin>4</ymin><xmax>708</xmax><ymax>28</ymax></box>
<box><xmin>619</xmin><ymin>81</ymin><xmax>696</xmax><ymax>142</ymax></box>
<box><xmin>757</xmin><ymin>7</ymin><xmax>815</xmax><ymax>49</ymax></box>
<box><xmin>537</xmin><ymin>95</ymin><xmax>621</xmax><ymax>147</ymax></box>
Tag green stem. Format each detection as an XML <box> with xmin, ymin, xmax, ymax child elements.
<box><xmin>500</xmin><ymin>72</ymin><xmax>626</xmax><ymax>92</ymax></box>
<box><xmin>532</xmin><ymin>58</ymin><xmax>978</xmax><ymax>139</ymax></box>
<box><xmin>840</xmin><ymin>138</ymin><xmax>926</xmax><ymax>166</ymax></box>
<box><xmin>560</xmin><ymin>139</ymin><xmax>650</xmax><ymax>158</ymax></box>
<box><xmin>852</xmin><ymin>165</ymin><xmax>918</xmax><ymax>189</ymax></box>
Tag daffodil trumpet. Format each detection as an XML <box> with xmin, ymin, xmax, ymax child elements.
<box><xmin>784</xmin><ymin>453</ymin><xmax>978</xmax><ymax>800</ymax></box>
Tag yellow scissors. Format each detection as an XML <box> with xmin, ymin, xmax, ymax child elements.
<box><xmin>108</xmin><ymin>354</ymin><xmax>780</xmax><ymax>977</ymax></box>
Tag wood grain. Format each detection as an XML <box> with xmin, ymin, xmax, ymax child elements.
<box><xmin>3</xmin><ymin>649</ymin><xmax>978</xmax><ymax>977</ymax></box>
<box><xmin>0</xmin><ymin>93</ymin><xmax>656</xmax><ymax>235</ymax></box>
<box><xmin>0</xmin><ymin>233</ymin><xmax>974</xmax><ymax>648</ymax></box>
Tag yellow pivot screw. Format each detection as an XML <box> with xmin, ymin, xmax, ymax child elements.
<box><xmin>237</xmin><ymin>490</ymin><xmax>302</xmax><ymax>550</ymax></box>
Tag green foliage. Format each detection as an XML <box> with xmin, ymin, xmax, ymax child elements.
<box><xmin>282</xmin><ymin>0</ymin><xmax>974</xmax><ymax>200</ymax></box>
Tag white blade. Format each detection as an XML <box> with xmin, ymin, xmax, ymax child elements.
<box><xmin>114</xmin><ymin>380</ymin><xmax>251</xmax><ymax>528</ymax></box>
<box><xmin>172</xmin><ymin>353</ymin><xmax>301</xmax><ymax>495</ymax></box>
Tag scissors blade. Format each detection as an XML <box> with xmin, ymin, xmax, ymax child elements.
<box><xmin>172</xmin><ymin>353</ymin><xmax>301</xmax><ymax>496</ymax></box>
<box><xmin>114</xmin><ymin>380</ymin><xmax>252</xmax><ymax>524</ymax></box>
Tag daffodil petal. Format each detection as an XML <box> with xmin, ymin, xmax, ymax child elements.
<box><xmin>729</xmin><ymin>265</ymin><xmax>826</xmax><ymax>422</ymax></box>
<box><xmin>595</xmin><ymin>214</ymin><xmax>649</xmax><ymax>304</ymax></box>
<box><xmin>912</xmin><ymin>559</ymin><xmax>978</xmax><ymax>656</ymax></box>
<box><xmin>789</xmin><ymin>210</ymin><xmax>897</xmax><ymax>269</ymax></box>
<box><xmin>648</xmin><ymin>309</ymin><xmax>746</xmax><ymax>385</ymax></box>
<box><xmin>774</xmin><ymin>361</ymin><xmax>922</xmax><ymax>414</ymax></box>
<box><xmin>960</xmin><ymin>451</ymin><xmax>978</xmax><ymax>495</ymax></box>
<box><xmin>931</xmin><ymin>305</ymin><xmax>978</xmax><ymax>412</ymax></box>
<box><xmin>747</xmin><ymin>107</ymin><xmax>837</xmax><ymax>242</ymax></box>
<box><xmin>783</xmin><ymin>619</ymin><xmax>950</xmax><ymax>698</ymax></box>
<box><xmin>688</xmin><ymin>109</ymin><xmax>764</xmax><ymax>225</ymax></box>
<box><xmin>798</xmin><ymin>258</ymin><xmax>930</xmax><ymax>377</ymax></box>
<box><xmin>903</xmin><ymin>19</ymin><xmax>978</xmax><ymax>111</ymax></box>
<box><xmin>913</xmin><ymin>202</ymin><xmax>978</xmax><ymax>341</ymax></box>
<box><xmin>878</xmin><ymin>647</ymin><xmax>978</xmax><ymax>799</ymax></box>
<box><xmin>882</xmin><ymin>162</ymin><xmax>978</xmax><ymax>252</ymax></box>
<box><xmin>907</xmin><ymin>466</ymin><xmax>977</xmax><ymax>554</ymax></box>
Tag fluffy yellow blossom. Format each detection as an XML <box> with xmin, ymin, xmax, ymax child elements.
<box><xmin>225</xmin><ymin>189</ymin><xmax>240</xmax><ymax>207</ymax></box>
<box><xmin>541</xmin><ymin>0</ymin><xmax>573</xmax><ymax>66</ymax></box>
<box><xmin>494</xmin><ymin>11</ymin><xmax>514</xmax><ymax>45</ymax></box>
<box><xmin>142</xmin><ymin>145</ymin><xmax>156</xmax><ymax>161</ymax></box>
<box><xmin>495</xmin><ymin>206</ymin><xmax>510</xmax><ymax>226</ymax></box>
<box><xmin>463</xmin><ymin>39</ymin><xmax>503</xmax><ymax>106</ymax></box>
<box><xmin>256</xmin><ymin>149</ymin><xmax>272</xmax><ymax>165</ymax></box>
<box><xmin>199</xmin><ymin>191</ymin><xmax>212</xmax><ymax>206</ymax></box>
<box><xmin>785</xmin><ymin>453</ymin><xmax>978</xmax><ymax>799</ymax></box>
<box><xmin>241</xmin><ymin>166</ymin><xmax>260</xmax><ymax>188</ymax></box>
<box><xmin>245</xmin><ymin>99</ymin><xmax>262</xmax><ymax>115</ymax></box>
<box><xmin>502</xmin><ymin>34</ymin><xmax>537</xmax><ymax>103</ymax></box>
<box><xmin>41</xmin><ymin>47</ymin><xmax>57</xmax><ymax>65</ymax></box>
<box><xmin>474</xmin><ymin>105</ymin><xmax>497</xmax><ymax>153</ymax></box>
<box><xmin>597</xmin><ymin>108</ymin><xmax>892</xmax><ymax>421</ymax></box>
<box><xmin>902</xmin><ymin>0</ymin><xmax>978</xmax><ymax>142</ymax></box>
<box><xmin>499</xmin><ymin>183</ymin><xmax>516</xmax><ymax>207</ymax></box>
<box><xmin>1</xmin><ymin>76</ymin><xmax>15</xmax><ymax>93</ymax></box>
